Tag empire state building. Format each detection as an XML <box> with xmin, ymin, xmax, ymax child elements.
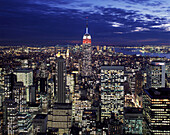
<box><xmin>81</xmin><ymin>20</ymin><xmax>92</xmax><ymax>76</ymax></box>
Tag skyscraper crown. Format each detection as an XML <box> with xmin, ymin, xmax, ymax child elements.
<box><xmin>83</xmin><ymin>17</ymin><xmax>91</xmax><ymax>44</ymax></box>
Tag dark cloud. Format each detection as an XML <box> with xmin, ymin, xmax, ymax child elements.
<box><xmin>78</xmin><ymin>3</ymin><xmax>93</xmax><ymax>7</ymax></box>
<box><xmin>31</xmin><ymin>0</ymin><xmax>79</xmax><ymax>5</ymax></box>
<box><xmin>116</xmin><ymin>0</ymin><xmax>163</xmax><ymax>7</ymax></box>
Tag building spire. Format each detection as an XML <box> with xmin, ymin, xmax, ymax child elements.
<box><xmin>86</xmin><ymin>17</ymin><xmax>88</xmax><ymax>34</ymax></box>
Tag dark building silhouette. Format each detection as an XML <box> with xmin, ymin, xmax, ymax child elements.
<box><xmin>55</xmin><ymin>57</ymin><xmax>66</xmax><ymax>103</ymax></box>
<box><xmin>40</xmin><ymin>78</ymin><xmax>47</xmax><ymax>93</ymax></box>
<box><xmin>33</xmin><ymin>114</ymin><xmax>48</xmax><ymax>134</ymax></box>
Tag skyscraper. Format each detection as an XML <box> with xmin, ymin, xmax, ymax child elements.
<box><xmin>143</xmin><ymin>88</ymin><xmax>170</xmax><ymax>135</ymax></box>
<box><xmin>4</xmin><ymin>73</ymin><xmax>17</xmax><ymax>99</ymax></box>
<box><xmin>101</xmin><ymin>66</ymin><xmax>125</xmax><ymax>122</ymax></box>
<box><xmin>48</xmin><ymin>103</ymin><xmax>72</xmax><ymax>134</ymax></box>
<box><xmin>124</xmin><ymin>107</ymin><xmax>143</xmax><ymax>134</ymax></box>
<box><xmin>82</xmin><ymin>19</ymin><xmax>92</xmax><ymax>76</ymax></box>
<box><xmin>55</xmin><ymin>57</ymin><xmax>66</xmax><ymax>103</ymax></box>
<box><xmin>12</xmin><ymin>82</ymin><xmax>26</xmax><ymax>112</ymax></box>
<box><xmin>4</xmin><ymin>99</ymin><xmax>18</xmax><ymax>135</ymax></box>
<box><xmin>29</xmin><ymin>85</ymin><xmax>36</xmax><ymax>105</ymax></box>
<box><xmin>147</xmin><ymin>61</ymin><xmax>165</xmax><ymax>88</ymax></box>
<box><xmin>14</xmin><ymin>69</ymin><xmax>33</xmax><ymax>102</ymax></box>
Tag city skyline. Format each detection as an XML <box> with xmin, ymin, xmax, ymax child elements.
<box><xmin>0</xmin><ymin>43</ymin><xmax>169</xmax><ymax>134</ymax></box>
<box><xmin>1</xmin><ymin>0</ymin><xmax>170</xmax><ymax>46</ymax></box>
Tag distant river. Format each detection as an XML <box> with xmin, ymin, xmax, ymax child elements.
<box><xmin>115</xmin><ymin>48</ymin><xmax>170</xmax><ymax>59</ymax></box>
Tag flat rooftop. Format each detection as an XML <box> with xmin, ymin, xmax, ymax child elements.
<box><xmin>124</xmin><ymin>107</ymin><xmax>143</xmax><ymax>114</ymax></box>
<box><xmin>144</xmin><ymin>88</ymin><xmax>170</xmax><ymax>99</ymax></box>
<box><xmin>14</xmin><ymin>68</ymin><xmax>33</xmax><ymax>73</ymax></box>
<box><xmin>101</xmin><ymin>66</ymin><xmax>124</xmax><ymax>70</ymax></box>
<box><xmin>34</xmin><ymin>114</ymin><xmax>47</xmax><ymax>119</ymax></box>
<box><xmin>53</xmin><ymin>103</ymin><xmax>72</xmax><ymax>109</ymax></box>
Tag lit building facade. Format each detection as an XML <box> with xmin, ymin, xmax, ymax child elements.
<box><xmin>4</xmin><ymin>100</ymin><xmax>18</xmax><ymax>135</ymax></box>
<box><xmin>143</xmin><ymin>88</ymin><xmax>170</xmax><ymax>135</ymax></box>
<box><xmin>4</xmin><ymin>73</ymin><xmax>17</xmax><ymax>99</ymax></box>
<box><xmin>66</xmin><ymin>73</ymin><xmax>75</xmax><ymax>103</ymax></box>
<box><xmin>147</xmin><ymin>61</ymin><xmax>165</xmax><ymax>88</ymax></box>
<box><xmin>13</xmin><ymin>82</ymin><xmax>26</xmax><ymax>112</ymax></box>
<box><xmin>72</xmin><ymin>99</ymin><xmax>91</xmax><ymax>126</ymax></box>
<box><xmin>48</xmin><ymin>103</ymin><xmax>72</xmax><ymax>134</ymax></box>
<box><xmin>18</xmin><ymin>113</ymin><xmax>32</xmax><ymax>134</ymax></box>
<box><xmin>0</xmin><ymin>68</ymin><xmax>5</xmax><ymax>108</ymax></box>
<box><xmin>101</xmin><ymin>66</ymin><xmax>124</xmax><ymax>122</ymax></box>
<box><xmin>14</xmin><ymin>69</ymin><xmax>33</xmax><ymax>102</ymax></box>
<box><xmin>82</xmin><ymin>109</ymin><xmax>97</xmax><ymax>134</ymax></box>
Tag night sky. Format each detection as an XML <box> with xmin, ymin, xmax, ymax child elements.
<box><xmin>0</xmin><ymin>0</ymin><xmax>170</xmax><ymax>46</ymax></box>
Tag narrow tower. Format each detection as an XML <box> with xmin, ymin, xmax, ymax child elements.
<box><xmin>82</xmin><ymin>18</ymin><xmax>92</xmax><ymax>76</ymax></box>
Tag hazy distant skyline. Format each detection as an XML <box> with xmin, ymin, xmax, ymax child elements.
<box><xmin>0</xmin><ymin>0</ymin><xmax>170</xmax><ymax>46</ymax></box>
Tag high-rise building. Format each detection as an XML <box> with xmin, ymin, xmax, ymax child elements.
<box><xmin>39</xmin><ymin>64</ymin><xmax>48</xmax><ymax>94</ymax></box>
<box><xmin>40</xmin><ymin>77</ymin><xmax>47</xmax><ymax>93</ymax></box>
<box><xmin>66</xmin><ymin>48</ymin><xmax>70</xmax><ymax>67</ymax></box>
<box><xmin>82</xmin><ymin>19</ymin><xmax>92</xmax><ymax>76</ymax></box>
<box><xmin>4</xmin><ymin>73</ymin><xmax>17</xmax><ymax>99</ymax></box>
<box><xmin>143</xmin><ymin>88</ymin><xmax>170</xmax><ymax>135</ymax></box>
<box><xmin>135</xmin><ymin>71</ymin><xmax>143</xmax><ymax>107</ymax></box>
<box><xmin>33</xmin><ymin>114</ymin><xmax>47</xmax><ymax>134</ymax></box>
<box><xmin>147</xmin><ymin>61</ymin><xmax>165</xmax><ymax>88</ymax></box>
<box><xmin>124</xmin><ymin>107</ymin><xmax>143</xmax><ymax>135</ymax></box>
<box><xmin>82</xmin><ymin>109</ymin><xmax>97</xmax><ymax>134</ymax></box>
<box><xmin>54</xmin><ymin>57</ymin><xmax>66</xmax><ymax>103</ymax></box>
<box><xmin>101</xmin><ymin>66</ymin><xmax>124</xmax><ymax>122</ymax></box>
<box><xmin>72</xmin><ymin>99</ymin><xmax>91</xmax><ymax>126</ymax></box>
<box><xmin>66</xmin><ymin>73</ymin><xmax>75</xmax><ymax>103</ymax></box>
<box><xmin>165</xmin><ymin>61</ymin><xmax>170</xmax><ymax>78</ymax></box>
<box><xmin>29</xmin><ymin>85</ymin><xmax>36</xmax><ymax>105</ymax></box>
<box><xmin>14</xmin><ymin>69</ymin><xmax>33</xmax><ymax>102</ymax></box>
<box><xmin>18</xmin><ymin>113</ymin><xmax>32</xmax><ymax>134</ymax></box>
<box><xmin>48</xmin><ymin>103</ymin><xmax>72</xmax><ymax>134</ymax></box>
<box><xmin>3</xmin><ymin>99</ymin><xmax>18</xmax><ymax>135</ymax></box>
<box><xmin>12</xmin><ymin>82</ymin><xmax>27</xmax><ymax>112</ymax></box>
<box><xmin>0</xmin><ymin>68</ymin><xmax>5</xmax><ymax>108</ymax></box>
<box><xmin>0</xmin><ymin>111</ymin><xmax>3</xmax><ymax>135</ymax></box>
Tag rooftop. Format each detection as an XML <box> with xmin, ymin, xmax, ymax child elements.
<box><xmin>53</xmin><ymin>103</ymin><xmax>72</xmax><ymax>109</ymax></box>
<box><xmin>34</xmin><ymin>114</ymin><xmax>47</xmax><ymax>119</ymax></box>
<box><xmin>14</xmin><ymin>68</ymin><xmax>33</xmax><ymax>73</ymax></box>
<box><xmin>101</xmin><ymin>66</ymin><xmax>124</xmax><ymax>70</ymax></box>
<box><xmin>124</xmin><ymin>107</ymin><xmax>143</xmax><ymax>114</ymax></box>
<box><xmin>144</xmin><ymin>88</ymin><xmax>170</xmax><ymax>99</ymax></box>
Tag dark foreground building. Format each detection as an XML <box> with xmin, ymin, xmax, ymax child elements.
<box><xmin>143</xmin><ymin>88</ymin><xmax>170</xmax><ymax>135</ymax></box>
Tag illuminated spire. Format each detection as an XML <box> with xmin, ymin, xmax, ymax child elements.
<box><xmin>86</xmin><ymin>17</ymin><xmax>88</xmax><ymax>34</ymax></box>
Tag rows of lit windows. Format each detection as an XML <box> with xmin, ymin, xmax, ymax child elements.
<box><xmin>152</xmin><ymin>99</ymin><xmax>169</xmax><ymax>101</ymax></box>
<box><xmin>101</xmin><ymin>70</ymin><xmax>124</xmax><ymax>75</ymax></box>
<box><xmin>151</xmin><ymin>109</ymin><xmax>164</xmax><ymax>111</ymax></box>
<box><xmin>153</xmin><ymin>116</ymin><xmax>168</xmax><ymax>118</ymax></box>
<box><xmin>153</xmin><ymin>111</ymin><xmax>167</xmax><ymax>113</ymax></box>
<box><xmin>152</xmin><ymin>104</ymin><xmax>167</xmax><ymax>106</ymax></box>
<box><xmin>152</xmin><ymin>129</ymin><xmax>170</xmax><ymax>132</ymax></box>
<box><xmin>151</xmin><ymin>102</ymin><xmax>162</xmax><ymax>104</ymax></box>
<box><xmin>151</xmin><ymin>123</ymin><xmax>170</xmax><ymax>125</ymax></box>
